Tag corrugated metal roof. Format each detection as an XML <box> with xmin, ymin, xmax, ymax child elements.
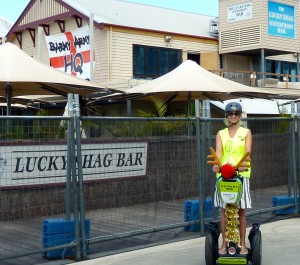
<box><xmin>0</xmin><ymin>16</ymin><xmax>12</xmax><ymax>37</ymax></box>
<box><xmin>62</xmin><ymin>0</ymin><xmax>216</xmax><ymax>39</ymax></box>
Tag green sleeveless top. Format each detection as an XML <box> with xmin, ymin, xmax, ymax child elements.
<box><xmin>217</xmin><ymin>127</ymin><xmax>251</xmax><ymax>178</ymax></box>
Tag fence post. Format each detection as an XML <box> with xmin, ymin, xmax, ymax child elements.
<box><xmin>288</xmin><ymin>117</ymin><xmax>295</xmax><ymax>196</ymax></box>
<box><xmin>66</xmin><ymin>94</ymin><xmax>74</xmax><ymax>220</ymax></box>
<box><xmin>297</xmin><ymin>117</ymin><xmax>300</xmax><ymax>214</ymax></box>
<box><xmin>290</xmin><ymin>117</ymin><xmax>298</xmax><ymax>214</ymax></box>
<box><xmin>202</xmin><ymin>100</ymin><xmax>211</xmax><ymax>195</ymax></box>
<box><xmin>195</xmin><ymin>99</ymin><xmax>205</xmax><ymax>235</ymax></box>
<box><xmin>68</xmin><ymin>94</ymin><xmax>81</xmax><ymax>260</ymax></box>
<box><xmin>74</xmin><ymin>94</ymin><xmax>88</xmax><ymax>258</ymax></box>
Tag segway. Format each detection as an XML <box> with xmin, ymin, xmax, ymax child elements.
<box><xmin>205</xmin><ymin>148</ymin><xmax>262</xmax><ymax>265</ymax></box>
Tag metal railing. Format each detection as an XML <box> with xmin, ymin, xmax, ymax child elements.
<box><xmin>0</xmin><ymin>101</ymin><xmax>299</xmax><ymax>264</ymax></box>
<box><xmin>211</xmin><ymin>69</ymin><xmax>300</xmax><ymax>88</ymax></box>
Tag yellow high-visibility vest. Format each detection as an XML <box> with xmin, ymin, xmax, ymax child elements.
<box><xmin>217</xmin><ymin>127</ymin><xmax>251</xmax><ymax>178</ymax></box>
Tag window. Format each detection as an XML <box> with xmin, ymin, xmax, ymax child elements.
<box><xmin>133</xmin><ymin>45</ymin><xmax>182</xmax><ymax>78</ymax></box>
<box><xmin>266</xmin><ymin>60</ymin><xmax>298</xmax><ymax>81</ymax></box>
<box><xmin>266</xmin><ymin>60</ymin><xmax>275</xmax><ymax>79</ymax></box>
<box><xmin>187</xmin><ymin>53</ymin><xmax>200</xmax><ymax>64</ymax></box>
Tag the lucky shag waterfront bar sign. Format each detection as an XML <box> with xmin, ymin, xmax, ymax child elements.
<box><xmin>268</xmin><ymin>1</ymin><xmax>294</xmax><ymax>38</ymax></box>
<box><xmin>0</xmin><ymin>142</ymin><xmax>148</xmax><ymax>187</ymax></box>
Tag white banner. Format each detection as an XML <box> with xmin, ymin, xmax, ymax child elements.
<box><xmin>45</xmin><ymin>25</ymin><xmax>94</xmax><ymax>80</ymax></box>
<box><xmin>0</xmin><ymin>142</ymin><xmax>148</xmax><ymax>187</ymax></box>
<box><xmin>227</xmin><ymin>2</ymin><xmax>252</xmax><ymax>23</ymax></box>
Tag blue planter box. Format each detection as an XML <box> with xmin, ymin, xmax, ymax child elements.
<box><xmin>272</xmin><ymin>196</ymin><xmax>296</xmax><ymax>215</ymax></box>
<box><xmin>42</xmin><ymin>218</ymin><xmax>90</xmax><ymax>259</ymax></box>
<box><xmin>184</xmin><ymin>199</ymin><xmax>214</xmax><ymax>232</ymax></box>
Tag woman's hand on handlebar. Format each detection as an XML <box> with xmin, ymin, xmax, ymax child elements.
<box><xmin>238</xmin><ymin>166</ymin><xmax>249</xmax><ymax>172</ymax></box>
<box><xmin>212</xmin><ymin>165</ymin><xmax>220</xmax><ymax>173</ymax></box>
<box><xmin>237</xmin><ymin>161</ymin><xmax>249</xmax><ymax>172</ymax></box>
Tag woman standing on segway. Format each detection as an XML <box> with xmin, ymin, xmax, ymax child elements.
<box><xmin>212</xmin><ymin>101</ymin><xmax>252</xmax><ymax>255</ymax></box>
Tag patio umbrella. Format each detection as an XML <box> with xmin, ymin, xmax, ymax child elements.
<box><xmin>100</xmin><ymin>60</ymin><xmax>279</xmax><ymax>116</ymax></box>
<box><xmin>0</xmin><ymin>42</ymin><xmax>108</xmax><ymax>114</ymax></box>
<box><xmin>125</xmin><ymin>60</ymin><xmax>274</xmax><ymax>101</ymax></box>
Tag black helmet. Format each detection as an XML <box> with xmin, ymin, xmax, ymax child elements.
<box><xmin>225</xmin><ymin>102</ymin><xmax>242</xmax><ymax>113</ymax></box>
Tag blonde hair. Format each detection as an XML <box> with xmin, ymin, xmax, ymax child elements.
<box><xmin>224</xmin><ymin>117</ymin><xmax>244</xmax><ymax>127</ymax></box>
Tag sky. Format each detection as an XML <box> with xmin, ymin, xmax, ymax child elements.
<box><xmin>0</xmin><ymin>0</ymin><xmax>219</xmax><ymax>23</ymax></box>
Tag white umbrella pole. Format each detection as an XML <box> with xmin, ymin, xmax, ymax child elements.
<box><xmin>195</xmin><ymin>99</ymin><xmax>200</xmax><ymax>118</ymax></box>
<box><xmin>127</xmin><ymin>99</ymin><xmax>132</xmax><ymax>117</ymax></box>
<box><xmin>291</xmin><ymin>102</ymin><xmax>296</xmax><ymax>117</ymax></box>
<box><xmin>5</xmin><ymin>82</ymin><xmax>12</xmax><ymax>116</ymax></box>
<box><xmin>188</xmin><ymin>92</ymin><xmax>191</xmax><ymax>116</ymax></box>
<box><xmin>203</xmin><ymin>100</ymin><xmax>211</xmax><ymax>118</ymax></box>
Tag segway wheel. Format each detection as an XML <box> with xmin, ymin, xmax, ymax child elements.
<box><xmin>205</xmin><ymin>236</ymin><xmax>216</xmax><ymax>265</ymax></box>
<box><xmin>251</xmin><ymin>230</ymin><xmax>262</xmax><ymax>265</ymax></box>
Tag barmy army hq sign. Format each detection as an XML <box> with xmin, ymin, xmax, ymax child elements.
<box><xmin>45</xmin><ymin>25</ymin><xmax>94</xmax><ymax>80</ymax></box>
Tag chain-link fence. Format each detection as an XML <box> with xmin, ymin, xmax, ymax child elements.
<box><xmin>0</xmin><ymin>111</ymin><xmax>299</xmax><ymax>264</ymax></box>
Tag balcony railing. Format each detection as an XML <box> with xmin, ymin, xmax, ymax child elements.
<box><xmin>210</xmin><ymin>69</ymin><xmax>300</xmax><ymax>89</ymax></box>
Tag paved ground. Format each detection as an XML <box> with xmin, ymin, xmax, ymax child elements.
<box><xmin>40</xmin><ymin>217</ymin><xmax>300</xmax><ymax>265</ymax></box>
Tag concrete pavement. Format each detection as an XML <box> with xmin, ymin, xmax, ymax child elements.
<box><xmin>43</xmin><ymin>217</ymin><xmax>300</xmax><ymax>265</ymax></box>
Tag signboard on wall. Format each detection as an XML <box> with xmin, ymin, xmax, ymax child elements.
<box><xmin>45</xmin><ymin>25</ymin><xmax>94</xmax><ymax>80</ymax></box>
<box><xmin>268</xmin><ymin>1</ymin><xmax>294</xmax><ymax>38</ymax></box>
<box><xmin>227</xmin><ymin>2</ymin><xmax>252</xmax><ymax>23</ymax></box>
<box><xmin>0</xmin><ymin>142</ymin><xmax>148</xmax><ymax>187</ymax></box>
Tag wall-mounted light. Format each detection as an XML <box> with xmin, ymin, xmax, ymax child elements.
<box><xmin>164</xmin><ymin>35</ymin><xmax>173</xmax><ymax>43</ymax></box>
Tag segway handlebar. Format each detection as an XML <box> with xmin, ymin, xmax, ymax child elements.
<box><xmin>207</xmin><ymin>147</ymin><xmax>251</xmax><ymax>178</ymax></box>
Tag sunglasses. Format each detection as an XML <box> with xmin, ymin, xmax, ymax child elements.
<box><xmin>227</xmin><ymin>112</ymin><xmax>241</xmax><ymax>117</ymax></box>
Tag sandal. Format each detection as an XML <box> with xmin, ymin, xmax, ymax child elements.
<box><xmin>240</xmin><ymin>247</ymin><xmax>248</xmax><ymax>255</ymax></box>
<box><xmin>218</xmin><ymin>247</ymin><xmax>227</xmax><ymax>254</ymax></box>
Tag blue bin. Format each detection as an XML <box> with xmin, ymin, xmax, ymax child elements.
<box><xmin>272</xmin><ymin>196</ymin><xmax>295</xmax><ymax>215</ymax></box>
<box><xmin>184</xmin><ymin>199</ymin><xmax>214</xmax><ymax>232</ymax></box>
<box><xmin>42</xmin><ymin>218</ymin><xmax>90</xmax><ymax>259</ymax></box>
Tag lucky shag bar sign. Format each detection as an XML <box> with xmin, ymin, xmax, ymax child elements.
<box><xmin>0</xmin><ymin>142</ymin><xmax>148</xmax><ymax>187</ymax></box>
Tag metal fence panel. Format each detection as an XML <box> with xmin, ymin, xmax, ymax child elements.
<box><xmin>79</xmin><ymin>116</ymin><xmax>298</xmax><ymax>255</ymax></box>
<box><xmin>79</xmin><ymin>117</ymin><xmax>199</xmax><ymax>248</ymax></box>
<box><xmin>0</xmin><ymin>115</ymin><xmax>298</xmax><ymax>264</ymax></box>
<box><xmin>0</xmin><ymin>116</ymin><xmax>80</xmax><ymax>264</ymax></box>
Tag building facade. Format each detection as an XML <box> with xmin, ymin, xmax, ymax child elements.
<box><xmin>4</xmin><ymin>0</ymin><xmax>222</xmax><ymax>115</ymax></box>
<box><xmin>219</xmin><ymin>0</ymin><xmax>300</xmax><ymax>83</ymax></box>
<box><xmin>5</xmin><ymin>0</ymin><xmax>300</xmax><ymax>116</ymax></box>
<box><xmin>7</xmin><ymin>0</ymin><xmax>219</xmax><ymax>89</ymax></box>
